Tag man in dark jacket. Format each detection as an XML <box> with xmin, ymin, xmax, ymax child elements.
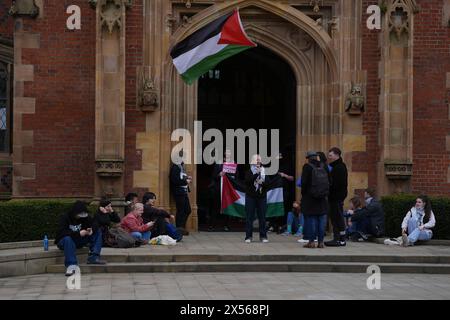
<box><xmin>142</xmin><ymin>192</ymin><xmax>182</xmax><ymax>241</ymax></box>
<box><xmin>170</xmin><ymin>161</ymin><xmax>192</xmax><ymax>235</ymax></box>
<box><xmin>93</xmin><ymin>199</ymin><xmax>121</xmax><ymax>246</ymax></box>
<box><xmin>325</xmin><ymin>147</ymin><xmax>349</xmax><ymax>247</ymax></box>
<box><xmin>55</xmin><ymin>201</ymin><xmax>106</xmax><ymax>276</ymax></box>
<box><xmin>244</xmin><ymin>154</ymin><xmax>269</xmax><ymax>243</ymax></box>
<box><xmin>349</xmin><ymin>188</ymin><xmax>385</xmax><ymax>240</ymax></box>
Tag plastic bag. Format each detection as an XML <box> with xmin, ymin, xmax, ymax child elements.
<box><xmin>150</xmin><ymin>235</ymin><xmax>177</xmax><ymax>246</ymax></box>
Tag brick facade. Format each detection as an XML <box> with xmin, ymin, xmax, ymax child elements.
<box><xmin>0</xmin><ymin>0</ymin><xmax>449</xmax><ymax>200</ymax></box>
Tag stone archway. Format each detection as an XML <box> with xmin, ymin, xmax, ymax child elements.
<box><xmin>156</xmin><ymin>2</ymin><xmax>340</xmax><ymax>231</ymax></box>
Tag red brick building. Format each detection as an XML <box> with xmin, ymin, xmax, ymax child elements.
<box><xmin>0</xmin><ymin>0</ymin><xmax>449</xmax><ymax>230</ymax></box>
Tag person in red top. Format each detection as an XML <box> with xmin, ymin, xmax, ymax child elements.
<box><xmin>121</xmin><ymin>203</ymin><xmax>154</xmax><ymax>244</ymax></box>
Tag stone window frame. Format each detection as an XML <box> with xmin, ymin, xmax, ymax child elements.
<box><xmin>0</xmin><ymin>37</ymin><xmax>13</xmax><ymax>156</ymax></box>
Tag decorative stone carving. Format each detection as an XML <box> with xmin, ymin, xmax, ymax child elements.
<box><xmin>310</xmin><ymin>0</ymin><xmax>323</xmax><ymax>13</ymax></box>
<box><xmin>139</xmin><ymin>76</ymin><xmax>159</xmax><ymax>112</ymax></box>
<box><xmin>386</xmin><ymin>0</ymin><xmax>418</xmax><ymax>41</ymax></box>
<box><xmin>8</xmin><ymin>0</ymin><xmax>39</xmax><ymax>18</ymax></box>
<box><xmin>345</xmin><ymin>84</ymin><xmax>365</xmax><ymax>115</ymax></box>
<box><xmin>96</xmin><ymin>159</ymin><xmax>124</xmax><ymax>177</ymax></box>
<box><xmin>288</xmin><ymin>29</ymin><xmax>313</xmax><ymax>52</ymax></box>
<box><xmin>89</xmin><ymin>0</ymin><xmax>132</xmax><ymax>34</ymax></box>
<box><xmin>385</xmin><ymin>162</ymin><xmax>413</xmax><ymax>180</ymax></box>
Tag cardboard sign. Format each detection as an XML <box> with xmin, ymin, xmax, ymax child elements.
<box><xmin>222</xmin><ymin>162</ymin><xmax>237</xmax><ymax>174</ymax></box>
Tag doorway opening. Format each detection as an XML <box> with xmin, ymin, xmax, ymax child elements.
<box><xmin>197</xmin><ymin>45</ymin><xmax>297</xmax><ymax>231</ymax></box>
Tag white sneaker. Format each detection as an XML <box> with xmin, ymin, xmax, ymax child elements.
<box><xmin>297</xmin><ymin>239</ymin><xmax>309</xmax><ymax>243</ymax></box>
<box><xmin>384</xmin><ymin>238</ymin><xmax>400</xmax><ymax>246</ymax></box>
<box><xmin>245</xmin><ymin>239</ymin><xmax>252</xmax><ymax>243</ymax></box>
<box><xmin>65</xmin><ymin>265</ymin><xmax>78</xmax><ymax>277</ymax></box>
<box><xmin>261</xmin><ymin>239</ymin><xmax>269</xmax><ymax>243</ymax></box>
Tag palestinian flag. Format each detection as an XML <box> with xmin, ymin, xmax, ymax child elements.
<box><xmin>170</xmin><ymin>9</ymin><xmax>257</xmax><ymax>84</ymax></box>
<box><xmin>221</xmin><ymin>174</ymin><xmax>285</xmax><ymax>219</ymax></box>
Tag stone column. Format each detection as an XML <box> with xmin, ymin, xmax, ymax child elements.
<box><xmin>378</xmin><ymin>0</ymin><xmax>417</xmax><ymax>195</ymax></box>
<box><xmin>92</xmin><ymin>0</ymin><xmax>131</xmax><ymax>212</ymax></box>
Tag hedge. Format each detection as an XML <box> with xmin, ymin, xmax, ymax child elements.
<box><xmin>0</xmin><ymin>200</ymin><xmax>97</xmax><ymax>243</ymax></box>
<box><xmin>381</xmin><ymin>195</ymin><xmax>450</xmax><ymax>240</ymax></box>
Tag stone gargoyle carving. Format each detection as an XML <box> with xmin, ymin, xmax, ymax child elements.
<box><xmin>345</xmin><ymin>84</ymin><xmax>365</xmax><ymax>115</ymax></box>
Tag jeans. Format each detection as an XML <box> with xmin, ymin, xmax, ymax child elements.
<box><xmin>166</xmin><ymin>223</ymin><xmax>182</xmax><ymax>241</ymax></box>
<box><xmin>286</xmin><ymin>212</ymin><xmax>304</xmax><ymax>233</ymax></box>
<box><xmin>130</xmin><ymin>231</ymin><xmax>151</xmax><ymax>241</ymax></box>
<box><xmin>407</xmin><ymin>218</ymin><xmax>433</xmax><ymax>244</ymax></box>
<box><xmin>245</xmin><ymin>196</ymin><xmax>267</xmax><ymax>240</ymax></box>
<box><xmin>304</xmin><ymin>215</ymin><xmax>327</xmax><ymax>242</ymax></box>
<box><xmin>57</xmin><ymin>230</ymin><xmax>103</xmax><ymax>267</ymax></box>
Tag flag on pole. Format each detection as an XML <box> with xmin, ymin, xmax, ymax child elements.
<box><xmin>221</xmin><ymin>174</ymin><xmax>285</xmax><ymax>218</ymax></box>
<box><xmin>170</xmin><ymin>9</ymin><xmax>257</xmax><ymax>84</ymax></box>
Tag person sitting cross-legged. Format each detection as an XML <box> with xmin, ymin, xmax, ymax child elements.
<box><xmin>121</xmin><ymin>203</ymin><xmax>154</xmax><ymax>244</ymax></box>
<box><xmin>55</xmin><ymin>201</ymin><xmax>106</xmax><ymax>277</ymax></box>
<box><xmin>401</xmin><ymin>195</ymin><xmax>436</xmax><ymax>247</ymax></box>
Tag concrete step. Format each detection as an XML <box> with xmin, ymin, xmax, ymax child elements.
<box><xmin>46</xmin><ymin>261</ymin><xmax>450</xmax><ymax>274</ymax></box>
<box><xmin>99</xmin><ymin>253</ymin><xmax>450</xmax><ymax>264</ymax></box>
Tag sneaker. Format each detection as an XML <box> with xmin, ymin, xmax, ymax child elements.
<box><xmin>297</xmin><ymin>238</ymin><xmax>309</xmax><ymax>243</ymax></box>
<box><xmin>223</xmin><ymin>226</ymin><xmax>230</xmax><ymax>232</ymax></box>
<box><xmin>261</xmin><ymin>238</ymin><xmax>269</xmax><ymax>243</ymax></box>
<box><xmin>65</xmin><ymin>265</ymin><xmax>78</xmax><ymax>277</ymax></box>
<box><xmin>245</xmin><ymin>238</ymin><xmax>252</xmax><ymax>243</ymax></box>
<box><xmin>384</xmin><ymin>238</ymin><xmax>401</xmax><ymax>246</ymax></box>
<box><xmin>87</xmin><ymin>255</ymin><xmax>107</xmax><ymax>265</ymax></box>
<box><xmin>402</xmin><ymin>233</ymin><xmax>409</xmax><ymax>247</ymax></box>
<box><xmin>317</xmin><ymin>242</ymin><xmax>325</xmax><ymax>249</ymax></box>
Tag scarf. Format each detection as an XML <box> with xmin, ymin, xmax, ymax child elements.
<box><xmin>251</xmin><ymin>165</ymin><xmax>265</xmax><ymax>192</ymax></box>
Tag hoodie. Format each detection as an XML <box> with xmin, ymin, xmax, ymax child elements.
<box><xmin>55</xmin><ymin>201</ymin><xmax>95</xmax><ymax>244</ymax></box>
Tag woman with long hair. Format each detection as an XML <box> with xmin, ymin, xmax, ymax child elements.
<box><xmin>401</xmin><ymin>195</ymin><xmax>436</xmax><ymax>247</ymax></box>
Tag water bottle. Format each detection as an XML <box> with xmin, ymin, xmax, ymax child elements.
<box><xmin>43</xmin><ymin>235</ymin><xmax>49</xmax><ymax>251</ymax></box>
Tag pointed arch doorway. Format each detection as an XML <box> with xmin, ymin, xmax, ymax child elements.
<box><xmin>196</xmin><ymin>46</ymin><xmax>297</xmax><ymax>231</ymax></box>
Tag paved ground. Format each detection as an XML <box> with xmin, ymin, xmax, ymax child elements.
<box><xmin>1</xmin><ymin>272</ymin><xmax>450</xmax><ymax>300</ymax></box>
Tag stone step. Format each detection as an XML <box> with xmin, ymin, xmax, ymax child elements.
<box><xmin>46</xmin><ymin>261</ymin><xmax>450</xmax><ymax>274</ymax></box>
<box><xmin>98</xmin><ymin>253</ymin><xmax>450</xmax><ymax>264</ymax></box>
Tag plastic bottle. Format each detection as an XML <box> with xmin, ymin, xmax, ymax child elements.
<box><xmin>43</xmin><ymin>235</ymin><xmax>49</xmax><ymax>251</ymax></box>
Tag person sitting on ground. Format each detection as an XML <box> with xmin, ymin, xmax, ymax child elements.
<box><xmin>400</xmin><ymin>195</ymin><xmax>436</xmax><ymax>247</ymax></box>
<box><xmin>93</xmin><ymin>198</ymin><xmax>121</xmax><ymax>246</ymax></box>
<box><xmin>344</xmin><ymin>196</ymin><xmax>363</xmax><ymax>238</ymax></box>
<box><xmin>124</xmin><ymin>192</ymin><xmax>139</xmax><ymax>214</ymax></box>
<box><xmin>142</xmin><ymin>192</ymin><xmax>182</xmax><ymax>242</ymax></box>
<box><xmin>55</xmin><ymin>201</ymin><xmax>106</xmax><ymax>276</ymax></box>
<box><xmin>282</xmin><ymin>201</ymin><xmax>304</xmax><ymax>237</ymax></box>
<box><xmin>121</xmin><ymin>203</ymin><xmax>154</xmax><ymax>244</ymax></box>
<box><xmin>347</xmin><ymin>188</ymin><xmax>385</xmax><ymax>241</ymax></box>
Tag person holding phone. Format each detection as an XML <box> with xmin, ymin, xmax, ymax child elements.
<box><xmin>120</xmin><ymin>203</ymin><xmax>154</xmax><ymax>243</ymax></box>
<box><xmin>55</xmin><ymin>201</ymin><xmax>106</xmax><ymax>276</ymax></box>
<box><xmin>93</xmin><ymin>198</ymin><xmax>121</xmax><ymax>246</ymax></box>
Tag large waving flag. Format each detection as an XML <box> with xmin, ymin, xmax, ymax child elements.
<box><xmin>221</xmin><ymin>174</ymin><xmax>285</xmax><ymax>218</ymax></box>
<box><xmin>170</xmin><ymin>9</ymin><xmax>257</xmax><ymax>84</ymax></box>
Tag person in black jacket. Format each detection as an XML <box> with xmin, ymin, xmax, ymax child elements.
<box><xmin>142</xmin><ymin>192</ymin><xmax>182</xmax><ymax>242</ymax></box>
<box><xmin>93</xmin><ymin>199</ymin><xmax>121</xmax><ymax>247</ymax></box>
<box><xmin>244</xmin><ymin>154</ymin><xmax>269</xmax><ymax>243</ymax></box>
<box><xmin>55</xmin><ymin>201</ymin><xmax>106</xmax><ymax>276</ymax></box>
<box><xmin>170</xmin><ymin>160</ymin><xmax>192</xmax><ymax>235</ymax></box>
<box><xmin>348</xmin><ymin>188</ymin><xmax>385</xmax><ymax>240</ymax></box>
<box><xmin>300</xmin><ymin>151</ymin><xmax>329</xmax><ymax>248</ymax></box>
<box><xmin>325</xmin><ymin>147</ymin><xmax>349</xmax><ymax>247</ymax></box>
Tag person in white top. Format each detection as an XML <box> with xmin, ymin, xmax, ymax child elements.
<box><xmin>401</xmin><ymin>195</ymin><xmax>436</xmax><ymax>247</ymax></box>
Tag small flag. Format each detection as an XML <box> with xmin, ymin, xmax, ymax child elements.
<box><xmin>170</xmin><ymin>9</ymin><xmax>256</xmax><ymax>85</ymax></box>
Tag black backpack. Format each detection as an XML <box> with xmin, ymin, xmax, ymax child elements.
<box><xmin>308</xmin><ymin>163</ymin><xmax>330</xmax><ymax>199</ymax></box>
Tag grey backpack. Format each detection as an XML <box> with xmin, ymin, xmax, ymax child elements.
<box><xmin>106</xmin><ymin>227</ymin><xmax>138</xmax><ymax>248</ymax></box>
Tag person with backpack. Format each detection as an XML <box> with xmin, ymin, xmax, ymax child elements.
<box><xmin>325</xmin><ymin>147</ymin><xmax>348</xmax><ymax>247</ymax></box>
<box><xmin>300</xmin><ymin>151</ymin><xmax>329</xmax><ymax>249</ymax></box>
<box><xmin>55</xmin><ymin>201</ymin><xmax>106</xmax><ymax>276</ymax></box>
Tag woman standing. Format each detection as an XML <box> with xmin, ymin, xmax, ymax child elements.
<box><xmin>401</xmin><ymin>195</ymin><xmax>436</xmax><ymax>247</ymax></box>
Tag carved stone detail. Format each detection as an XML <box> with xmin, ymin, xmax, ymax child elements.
<box><xmin>138</xmin><ymin>67</ymin><xmax>159</xmax><ymax>112</ymax></box>
<box><xmin>385</xmin><ymin>162</ymin><xmax>413</xmax><ymax>180</ymax></box>
<box><xmin>96</xmin><ymin>159</ymin><xmax>124</xmax><ymax>177</ymax></box>
<box><xmin>345</xmin><ymin>84</ymin><xmax>365</xmax><ymax>115</ymax></box>
<box><xmin>9</xmin><ymin>0</ymin><xmax>39</xmax><ymax>18</ymax></box>
<box><xmin>288</xmin><ymin>29</ymin><xmax>313</xmax><ymax>52</ymax></box>
<box><xmin>89</xmin><ymin>0</ymin><xmax>132</xmax><ymax>34</ymax></box>
<box><xmin>386</xmin><ymin>0</ymin><xmax>418</xmax><ymax>41</ymax></box>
